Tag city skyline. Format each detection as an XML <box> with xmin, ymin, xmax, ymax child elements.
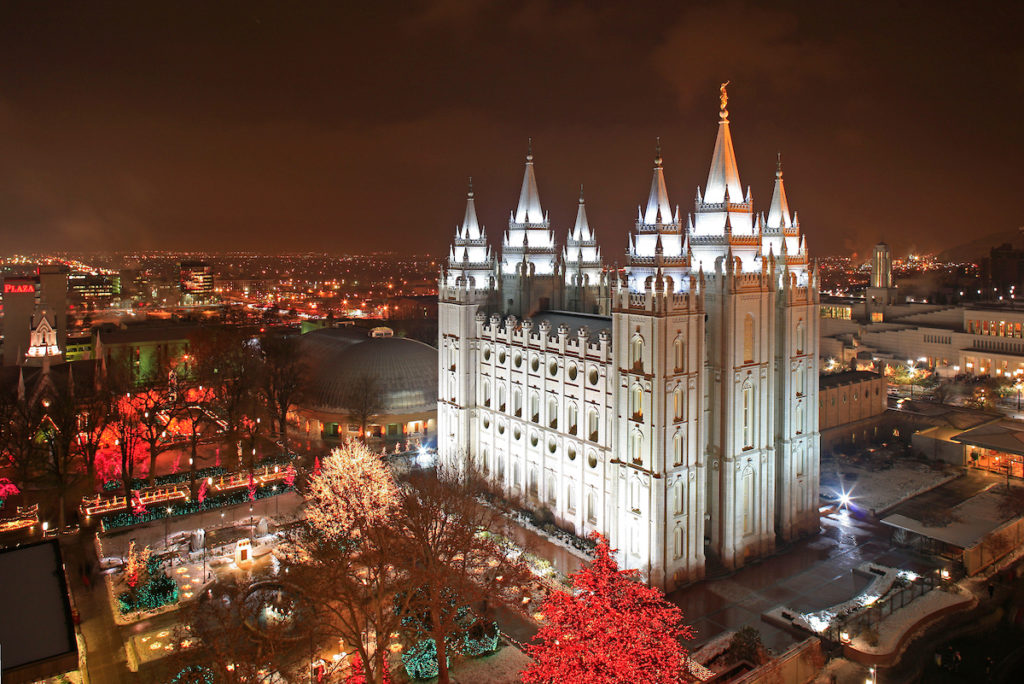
<box><xmin>0</xmin><ymin>2</ymin><xmax>1021</xmax><ymax>258</ymax></box>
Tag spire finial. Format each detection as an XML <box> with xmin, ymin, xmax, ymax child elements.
<box><xmin>579</xmin><ymin>183</ymin><xmax>585</xmax><ymax>203</ymax></box>
<box><xmin>527</xmin><ymin>137</ymin><xmax>533</xmax><ymax>162</ymax></box>
<box><xmin>776</xmin><ymin>152</ymin><xmax>782</xmax><ymax>178</ymax></box>
<box><xmin>468</xmin><ymin>176</ymin><xmax>474</xmax><ymax>198</ymax></box>
<box><xmin>719</xmin><ymin>81</ymin><xmax>730</xmax><ymax>121</ymax></box>
<box><xmin>655</xmin><ymin>137</ymin><xmax>662</xmax><ymax>167</ymax></box>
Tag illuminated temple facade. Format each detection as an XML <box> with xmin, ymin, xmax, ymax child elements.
<box><xmin>438</xmin><ymin>91</ymin><xmax>821</xmax><ymax>590</ymax></box>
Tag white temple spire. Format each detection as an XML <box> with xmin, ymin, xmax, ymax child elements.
<box><xmin>461</xmin><ymin>176</ymin><xmax>482</xmax><ymax>239</ymax></box>
<box><xmin>703</xmin><ymin>82</ymin><xmax>743</xmax><ymax>204</ymax></box>
<box><xmin>644</xmin><ymin>138</ymin><xmax>673</xmax><ymax>224</ymax></box>
<box><xmin>766</xmin><ymin>153</ymin><xmax>792</xmax><ymax>229</ymax></box>
<box><xmin>571</xmin><ymin>184</ymin><xmax>591</xmax><ymax>241</ymax></box>
<box><xmin>514</xmin><ymin>139</ymin><xmax>544</xmax><ymax>224</ymax></box>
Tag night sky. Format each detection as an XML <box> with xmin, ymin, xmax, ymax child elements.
<box><xmin>0</xmin><ymin>1</ymin><xmax>1021</xmax><ymax>259</ymax></box>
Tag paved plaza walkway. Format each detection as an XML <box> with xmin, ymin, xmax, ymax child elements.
<box><xmin>667</xmin><ymin>508</ymin><xmax>944</xmax><ymax>655</ymax></box>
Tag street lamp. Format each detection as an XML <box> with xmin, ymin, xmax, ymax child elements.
<box><xmin>165</xmin><ymin>507</ymin><xmax>172</xmax><ymax>549</ymax></box>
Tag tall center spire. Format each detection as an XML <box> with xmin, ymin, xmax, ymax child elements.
<box><xmin>514</xmin><ymin>138</ymin><xmax>544</xmax><ymax>224</ymax></box>
<box><xmin>704</xmin><ymin>82</ymin><xmax>743</xmax><ymax>204</ymax></box>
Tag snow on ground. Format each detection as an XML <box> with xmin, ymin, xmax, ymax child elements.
<box><xmin>445</xmin><ymin>642</ymin><xmax>532</xmax><ymax>684</ymax></box>
<box><xmin>849</xmin><ymin>587</ymin><xmax>974</xmax><ymax>655</ymax></box>
<box><xmin>823</xmin><ymin>462</ymin><xmax>957</xmax><ymax>514</ymax></box>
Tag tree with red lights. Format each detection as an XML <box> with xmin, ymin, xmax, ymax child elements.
<box><xmin>135</xmin><ymin>384</ymin><xmax>178</xmax><ymax>487</ymax></box>
<box><xmin>110</xmin><ymin>392</ymin><xmax>146</xmax><ymax>514</ymax></box>
<box><xmin>74</xmin><ymin>384</ymin><xmax>112</xmax><ymax>490</ymax></box>
<box><xmin>175</xmin><ymin>382</ymin><xmax>217</xmax><ymax>498</ymax></box>
<box><xmin>521</xmin><ymin>534</ymin><xmax>694</xmax><ymax>684</ymax></box>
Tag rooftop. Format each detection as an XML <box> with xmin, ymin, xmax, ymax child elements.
<box><xmin>0</xmin><ymin>540</ymin><xmax>77</xmax><ymax>676</ymax></box>
<box><xmin>819</xmin><ymin>370</ymin><xmax>882</xmax><ymax>388</ymax></box>
<box><xmin>529</xmin><ymin>310</ymin><xmax>611</xmax><ymax>340</ymax></box>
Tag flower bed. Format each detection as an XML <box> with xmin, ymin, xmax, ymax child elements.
<box><xmin>103</xmin><ymin>465</ymin><xmax>227</xmax><ymax>492</ymax></box>
<box><xmin>98</xmin><ymin>483</ymin><xmax>293</xmax><ymax>531</ymax></box>
<box><xmin>117</xmin><ymin>558</ymin><xmax>179</xmax><ymax>614</ymax></box>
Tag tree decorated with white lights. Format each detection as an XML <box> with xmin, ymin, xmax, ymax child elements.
<box><xmin>285</xmin><ymin>442</ymin><xmax>406</xmax><ymax>684</ymax></box>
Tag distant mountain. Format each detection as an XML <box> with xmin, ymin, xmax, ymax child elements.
<box><xmin>936</xmin><ymin>228</ymin><xmax>1024</xmax><ymax>263</ymax></box>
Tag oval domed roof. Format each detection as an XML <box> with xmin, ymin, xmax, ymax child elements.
<box><xmin>300</xmin><ymin>328</ymin><xmax>437</xmax><ymax>415</ymax></box>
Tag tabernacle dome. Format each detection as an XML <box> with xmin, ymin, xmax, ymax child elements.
<box><xmin>291</xmin><ymin>326</ymin><xmax>437</xmax><ymax>442</ymax></box>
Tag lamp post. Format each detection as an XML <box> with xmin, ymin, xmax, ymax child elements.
<box><xmin>165</xmin><ymin>507</ymin><xmax>172</xmax><ymax>549</ymax></box>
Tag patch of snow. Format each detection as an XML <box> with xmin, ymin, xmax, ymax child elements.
<box><xmin>823</xmin><ymin>462</ymin><xmax>957</xmax><ymax>514</ymax></box>
<box><xmin>849</xmin><ymin>588</ymin><xmax>973</xmax><ymax>655</ymax></box>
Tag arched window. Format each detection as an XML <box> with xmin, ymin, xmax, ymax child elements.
<box><xmin>567</xmin><ymin>402</ymin><xmax>578</xmax><ymax>435</ymax></box>
<box><xmin>547</xmin><ymin>397</ymin><xmax>558</xmax><ymax>429</ymax></box>
<box><xmin>741</xmin><ymin>467</ymin><xmax>755</xmax><ymax>535</ymax></box>
<box><xmin>498</xmin><ymin>384</ymin><xmax>506</xmax><ymax>412</ymax></box>
<box><xmin>631</xmin><ymin>384</ymin><xmax>643</xmax><ymax>420</ymax></box>
<box><xmin>513</xmin><ymin>389</ymin><xmax>522</xmax><ymax>417</ymax></box>
<box><xmin>449</xmin><ymin>344</ymin><xmax>457</xmax><ymax>371</ymax></box>
<box><xmin>528</xmin><ymin>467</ymin><xmax>538</xmax><ymax>498</ymax></box>
<box><xmin>482</xmin><ymin>380</ymin><xmax>491</xmax><ymax>407</ymax></box>
<box><xmin>566</xmin><ymin>484</ymin><xmax>575</xmax><ymax>512</ymax></box>
<box><xmin>588</xmin><ymin>408</ymin><xmax>600</xmax><ymax>442</ymax></box>
<box><xmin>743</xmin><ymin>314</ymin><xmax>755</xmax><ymax>363</ymax></box>
<box><xmin>546</xmin><ymin>473</ymin><xmax>557</xmax><ymax>505</ymax></box>
<box><xmin>673</xmin><ymin>432</ymin><xmax>683</xmax><ymax>467</ymax></box>
<box><xmin>742</xmin><ymin>382</ymin><xmax>754</xmax><ymax>449</ymax></box>
<box><xmin>586</xmin><ymin>490</ymin><xmax>597</xmax><ymax>523</ymax></box>
<box><xmin>673</xmin><ymin>388</ymin><xmax>683</xmax><ymax>421</ymax></box>
<box><xmin>530</xmin><ymin>392</ymin><xmax>540</xmax><ymax>423</ymax></box>
<box><xmin>795</xmin><ymin>403</ymin><xmax>804</xmax><ymax>435</ymax></box>
<box><xmin>674</xmin><ymin>337</ymin><xmax>684</xmax><ymax>372</ymax></box>
<box><xmin>629</xmin><ymin>428</ymin><xmax>643</xmax><ymax>465</ymax></box>
<box><xmin>631</xmin><ymin>334</ymin><xmax>644</xmax><ymax>372</ymax></box>
<box><xmin>630</xmin><ymin>478</ymin><xmax>641</xmax><ymax>512</ymax></box>
<box><xmin>673</xmin><ymin>480</ymin><xmax>685</xmax><ymax>515</ymax></box>
<box><xmin>796</xmin><ymin>319</ymin><xmax>806</xmax><ymax>355</ymax></box>
<box><xmin>673</xmin><ymin>526</ymin><xmax>684</xmax><ymax>559</ymax></box>
<box><xmin>449</xmin><ymin>377</ymin><xmax>456</xmax><ymax>402</ymax></box>
<box><xmin>497</xmin><ymin>456</ymin><xmax>505</xmax><ymax>481</ymax></box>
<box><xmin>513</xmin><ymin>462</ymin><xmax>521</xmax><ymax>487</ymax></box>
<box><xmin>795</xmin><ymin>366</ymin><xmax>805</xmax><ymax>397</ymax></box>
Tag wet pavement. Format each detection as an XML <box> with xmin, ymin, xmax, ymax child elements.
<box><xmin>667</xmin><ymin>509</ymin><xmax>945</xmax><ymax>655</ymax></box>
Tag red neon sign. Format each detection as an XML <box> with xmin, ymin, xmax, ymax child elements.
<box><xmin>3</xmin><ymin>283</ymin><xmax>34</xmax><ymax>294</ymax></box>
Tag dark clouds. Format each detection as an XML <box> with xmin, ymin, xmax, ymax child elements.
<box><xmin>0</xmin><ymin>1</ymin><xmax>1021</xmax><ymax>258</ymax></box>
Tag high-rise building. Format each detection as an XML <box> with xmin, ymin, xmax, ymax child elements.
<box><xmin>866</xmin><ymin>242</ymin><xmax>899</xmax><ymax>317</ymax></box>
<box><xmin>179</xmin><ymin>261</ymin><xmax>215</xmax><ymax>304</ymax></box>
<box><xmin>1</xmin><ymin>265</ymin><xmax>68</xmax><ymax>366</ymax></box>
<box><xmin>438</xmin><ymin>88</ymin><xmax>821</xmax><ymax>590</ymax></box>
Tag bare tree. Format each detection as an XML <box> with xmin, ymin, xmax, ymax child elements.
<box><xmin>189</xmin><ymin>326</ymin><xmax>260</xmax><ymax>451</ymax></box>
<box><xmin>0</xmin><ymin>386</ymin><xmax>43</xmax><ymax>494</ymax></box>
<box><xmin>256</xmin><ymin>333</ymin><xmax>308</xmax><ymax>445</ymax></box>
<box><xmin>37</xmin><ymin>381</ymin><xmax>82</xmax><ymax>529</ymax></box>
<box><xmin>396</xmin><ymin>466</ymin><xmax>532</xmax><ymax>684</ymax></box>
<box><xmin>343</xmin><ymin>374</ymin><xmax>384</xmax><ymax>443</ymax></box>
<box><xmin>75</xmin><ymin>384</ymin><xmax>112</xmax><ymax>491</ymax></box>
